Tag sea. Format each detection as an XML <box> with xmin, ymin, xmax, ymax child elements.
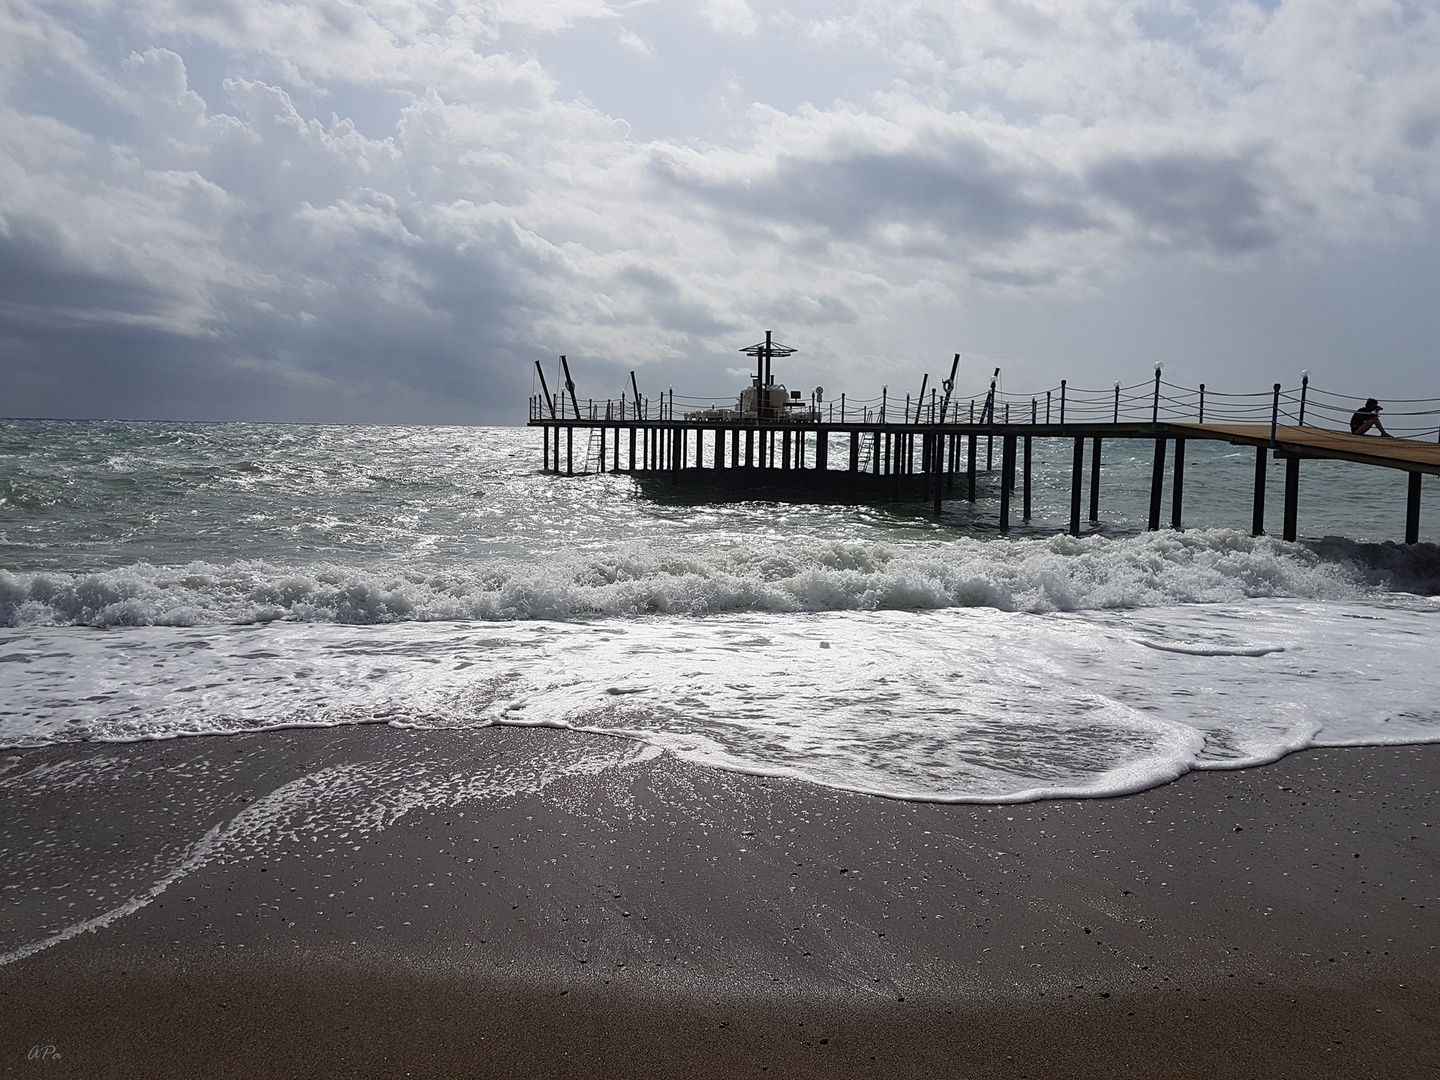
<box><xmin>3</xmin><ymin>418</ymin><xmax>1440</xmax><ymax>806</ymax></box>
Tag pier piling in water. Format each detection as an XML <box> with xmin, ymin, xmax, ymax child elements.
<box><xmin>1283</xmin><ymin>457</ymin><xmax>1301</xmax><ymax>543</ymax></box>
<box><xmin>1069</xmin><ymin>437</ymin><xmax>1085</xmax><ymax>537</ymax></box>
<box><xmin>1089</xmin><ymin>437</ymin><xmax>1102</xmax><ymax>524</ymax></box>
<box><xmin>1147</xmin><ymin>438</ymin><xmax>1167</xmax><ymax>532</ymax></box>
<box><xmin>1171</xmin><ymin>438</ymin><xmax>1186</xmax><ymax>530</ymax></box>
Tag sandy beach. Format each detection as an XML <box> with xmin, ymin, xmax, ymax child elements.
<box><xmin>2</xmin><ymin>727</ymin><xmax>1437</xmax><ymax>1078</ymax></box>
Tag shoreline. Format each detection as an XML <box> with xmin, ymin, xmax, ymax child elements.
<box><xmin>2</xmin><ymin>727</ymin><xmax>1437</xmax><ymax>1076</ymax></box>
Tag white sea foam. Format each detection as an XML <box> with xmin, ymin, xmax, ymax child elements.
<box><xmin>4</xmin><ymin>422</ymin><xmax>1440</xmax><ymax>809</ymax></box>
<box><xmin>3</xmin><ymin>599</ymin><xmax>1437</xmax><ymax>803</ymax></box>
<box><xmin>3</xmin><ymin>529</ymin><xmax>1422</xmax><ymax>629</ymax></box>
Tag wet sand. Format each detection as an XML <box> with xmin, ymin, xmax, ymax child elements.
<box><xmin>2</xmin><ymin>727</ymin><xmax>1438</xmax><ymax>1077</ymax></box>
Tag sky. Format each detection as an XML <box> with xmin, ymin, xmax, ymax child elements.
<box><xmin>2</xmin><ymin>0</ymin><xmax>1438</xmax><ymax>424</ymax></box>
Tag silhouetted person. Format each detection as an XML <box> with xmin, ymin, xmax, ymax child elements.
<box><xmin>1349</xmin><ymin>398</ymin><xmax>1391</xmax><ymax>437</ymax></box>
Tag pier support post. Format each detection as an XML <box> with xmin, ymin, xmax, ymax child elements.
<box><xmin>816</xmin><ymin>429</ymin><xmax>828</xmax><ymax>475</ymax></box>
<box><xmin>782</xmin><ymin>429</ymin><xmax>792</xmax><ymax>471</ymax></box>
<box><xmin>999</xmin><ymin>434</ymin><xmax>1016</xmax><ymax>532</ymax></box>
<box><xmin>614</xmin><ymin>427</ymin><xmax>620</xmax><ymax>471</ymax></box>
<box><xmin>1406</xmin><ymin>472</ymin><xmax>1422</xmax><ymax>544</ymax></box>
<box><xmin>966</xmin><ymin>435</ymin><xmax>977</xmax><ymax>502</ymax></box>
<box><xmin>629</xmin><ymin>427</ymin><xmax>636</xmax><ymax>471</ymax></box>
<box><xmin>599</xmin><ymin>427</ymin><xmax>606</xmax><ymax>472</ymax></box>
<box><xmin>1022</xmin><ymin>436</ymin><xmax>1032</xmax><ymax>520</ymax></box>
<box><xmin>566</xmin><ymin>426</ymin><xmax>573</xmax><ymax>476</ymax></box>
<box><xmin>920</xmin><ymin>434</ymin><xmax>930</xmax><ymax>502</ymax></box>
<box><xmin>1089</xmin><ymin>437</ymin><xmax>1101</xmax><ymax>523</ymax></box>
<box><xmin>543</xmin><ymin>425</ymin><xmax>550</xmax><ymax>471</ymax></box>
<box><xmin>745</xmin><ymin>428</ymin><xmax>754</xmax><ymax>469</ymax></box>
<box><xmin>1252</xmin><ymin>447</ymin><xmax>1267</xmax><ymax>536</ymax></box>
<box><xmin>932</xmin><ymin>435</ymin><xmax>943</xmax><ymax>518</ymax></box>
<box><xmin>1282</xmin><ymin>456</ymin><xmax>1300</xmax><ymax>542</ymax></box>
<box><xmin>1069</xmin><ymin>437</ymin><xmax>1084</xmax><ymax>536</ymax></box>
<box><xmin>732</xmin><ymin>428</ymin><xmax>740</xmax><ymax>468</ymax></box>
<box><xmin>1147</xmin><ymin>438</ymin><xmax>1167</xmax><ymax>531</ymax></box>
<box><xmin>1171</xmin><ymin>437</ymin><xmax>1186</xmax><ymax>530</ymax></box>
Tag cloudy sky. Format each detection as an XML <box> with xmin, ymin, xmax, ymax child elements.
<box><xmin>2</xmin><ymin>0</ymin><xmax>1438</xmax><ymax>423</ymax></box>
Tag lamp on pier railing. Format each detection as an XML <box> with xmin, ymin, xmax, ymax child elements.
<box><xmin>1299</xmin><ymin>371</ymin><xmax>1309</xmax><ymax>426</ymax></box>
<box><xmin>1152</xmin><ymin>363</ymin><xmax>1163</xmax><ymax>424</ymax></box>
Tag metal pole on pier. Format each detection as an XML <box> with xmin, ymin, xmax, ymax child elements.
<box><xmin>536</xmin><ymin>361</ymin><xmax>557</xmax><ymax>419</ymax></box>
<box><xmin>939</xmin><ymin>354</ymin><xmax>959</xmax><ymax>424</ymax></box>
<box><xmin>559</xmin><ymin>355</ymin><xmax>580</xmax><ymax>418</ymax></box>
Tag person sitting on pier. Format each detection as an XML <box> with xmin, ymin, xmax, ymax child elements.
<box><xmin>1349</xmin><ymin>398</ymin><xmax>1392</xmax><ymax>437</ymax></box>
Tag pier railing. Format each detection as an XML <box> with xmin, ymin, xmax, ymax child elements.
<box><xmin>530</xmin><ymin>376</ymin><xmax>1440</xmax><ymax>441</ymax></box>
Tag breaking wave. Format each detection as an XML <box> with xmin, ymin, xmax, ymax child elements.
<box><xmin>5</xmin><ymin>529</ymin><xmax>1434</xmax><ymax>628</ymax></box>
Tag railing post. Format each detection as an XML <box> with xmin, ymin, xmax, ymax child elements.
<box><xmin>1114</xmin><ymin>382</ymin><xmax>1120</xmax><ymax>424</ymax></box>
<box><xmin>1298</xmin><ymin>371</ymin><xmax>1309</xmax><ymax>426</ymax></box>
<box><xmin>1045</xmin><ymin>390</ymin><xmax>1051</xmax><ymax>424</ymax></box>
<box><xmin>1152</xmin><ymin>364</ymin><xmax>1162</xmax><ymax>425</ymax></box>
<box><xmin>1270</xmin><ymin>383</ymin><xmax>1281</xmax><ymax>447</ymax></box>
<box><xmin>1199</xmin><ymin>383</ymin><xmax>1205</xmax><ymax>424</ymax></box>
<box><xmin>1059</xmin><ymin>380</ymin><xmax>1067</xmax><ymax>427</ymax></box>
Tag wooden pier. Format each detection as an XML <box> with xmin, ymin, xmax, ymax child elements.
<box><xmin>529</xmin><ymin>355</ymin><xmax>1440</xmax><ymax>544</ymax></box>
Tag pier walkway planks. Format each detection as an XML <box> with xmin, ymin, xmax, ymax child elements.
<box><xmin>1178</xmin><ymin>423</ymin><xmax>1440</xmax><ymax>476</ymax></box>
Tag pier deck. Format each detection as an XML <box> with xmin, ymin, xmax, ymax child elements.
<box><xmin>527</xmin><ymin>359</ymin><xmax>1439</xmax><ymax>544</ymax></box>
<box><xmin>528</xmin><ymin>414</ymin><xmax>1436</xmax><ymax>545</ymax></box>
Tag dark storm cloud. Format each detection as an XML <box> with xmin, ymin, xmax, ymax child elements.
<box><xmin>0</xmin><ymin>227</ymin><xmax>172</xmax><ymax>330</ymax></box>
<box><xmin>658</xmin><ymin>136</ymin><xmax>1292</xmax><ymax>267</ymax></box>
<box><xmin>0</xmin><ymin>218</ymin><xmax>536</xmax><ymax>424</ymax></box>
<box><xmin>1088</xmin><ymin>151</ymin><xmax>1283</xmax><ymax>253</ymax></box>
<box><xmin>656</xmin><ymin>136</ymin><xmax>1095</xmax><ymax>252</ymax></box>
